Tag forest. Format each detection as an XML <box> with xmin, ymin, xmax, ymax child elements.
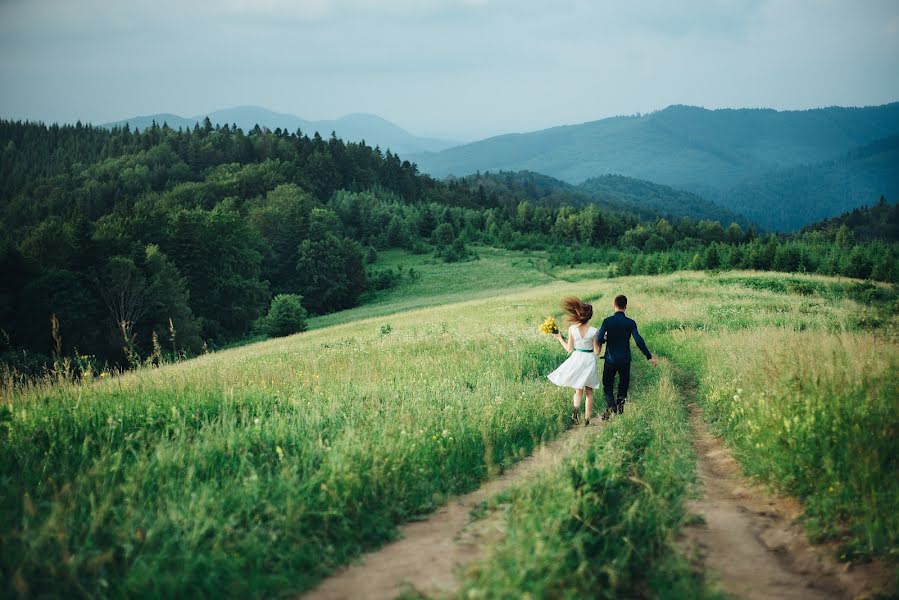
<box><xmin>1</xmin><ymin>119</ymin><xmax>897</xmax><ymax>373</ymax></box>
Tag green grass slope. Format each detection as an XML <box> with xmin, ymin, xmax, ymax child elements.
<box><xmin>2</xmin><ymin>263</ymin><xmax>896</xmax><ymax>598</ymax></box>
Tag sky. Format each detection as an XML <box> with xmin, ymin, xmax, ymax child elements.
<box><xmin>1</xmin><ymin>0</ymin><xmax>898</xmax><ymax>141</ymax></box>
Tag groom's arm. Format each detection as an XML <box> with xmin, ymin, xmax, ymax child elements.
<box><xmin>594</xmin><ymin>320</ymin><xmax>607</xmax><ymax>354</ymax></box>
<box><xmin>632</xmin><ymin>323</ymin><xmax>653</xmax><ymax>360</ymax></box>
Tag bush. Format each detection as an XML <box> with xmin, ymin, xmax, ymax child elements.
<box><xmin>256</xmin><ymin>294</ymin><xmax>308</xmax><ymax>337</ymax></box>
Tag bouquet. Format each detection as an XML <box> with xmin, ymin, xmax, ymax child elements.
<box><xmin>538</xmin><ymin>315</ymin><xmax>559</xmax><ymax>334</ymax></box>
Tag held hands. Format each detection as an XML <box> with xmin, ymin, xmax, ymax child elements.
<box><xmin>553</xmin><ymin>332</ymin><xmax>563</xmax><ymax>341</ymax></box>
<box><xmin>649</xmin><ymin>357</ymin><xmax>659</xmax><ymax>367</ymax></box>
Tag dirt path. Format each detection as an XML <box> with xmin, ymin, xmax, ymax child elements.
<box><xmin>303</xmin><ymin>421</ymin><xmax>599</xmax><ymax>600</ymax></box>
<box><xmin>682</xmin><ymin>403</ymin><xmax>890</xmax><ymax>600</ymax></box>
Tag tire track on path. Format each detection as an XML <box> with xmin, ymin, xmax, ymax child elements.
<box><xmin>302</xmin><ymin>420</ymin><xmax>599</xmax><ymax>600</ymax></box>
<box><xmin>681</xmin><ymin>402</ymin><xmax>891</xmax><ymax>600</ymax></box>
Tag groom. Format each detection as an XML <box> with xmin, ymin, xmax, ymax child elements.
<box><xmin>595</xmin><ymin>295</ymin><xmax>657</xmax><ymax>419</ymax></box>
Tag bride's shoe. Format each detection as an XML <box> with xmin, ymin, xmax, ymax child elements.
<box><xmin>571</xmin><ymin>408</ymin><xmax>580</xmax><ymax>424</ymax></box>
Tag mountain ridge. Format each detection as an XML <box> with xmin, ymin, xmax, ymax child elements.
<box><xmin>408</xmin><ymin>102</ymin><xmax>899</xmax><ymax>231</ymax></box>
<box><xmin>101</xmin><ymin>105</ymin><xmax>458</xmax><ymax>155</ymax></box>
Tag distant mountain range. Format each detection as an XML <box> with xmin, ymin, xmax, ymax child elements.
<box><xmin>102</xmin><ymin>106</ymin><xmax>458</xmax><ymax>155</ymax></box>
<box><xmin>410</xmin><ymin>103</ymin><xmax>899</xmax><ymax>231</ymax></box>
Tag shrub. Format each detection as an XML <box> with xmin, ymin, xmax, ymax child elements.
<box><xmin>256</xmin><ymin>294</ymin><xmax>308</xmax><ymax>337</ymax></box>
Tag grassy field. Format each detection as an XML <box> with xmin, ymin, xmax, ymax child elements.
<box><xmin>2</xmin><ymin>253</ymin><xmax>897</xmax><ymax>598</ymax></box>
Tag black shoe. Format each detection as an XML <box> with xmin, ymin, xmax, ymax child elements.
<box><xmin>601</xmin><ymin>408</ymin><xmax>612</xmax><ymax>421</ymax></box>
<box><xmin>616</xmin><ymin>397</ymin><xmax>626</xmax><ymax>415</ymax></box>
<box><xmin>572</xmin><ymin>408</ymin><xmax>580</xmax><ymax>424</ymax></box>
<box><xmin>584</xmin><ymin>416</ymin><xmax>590</xmax><ymax>427</ymax></box>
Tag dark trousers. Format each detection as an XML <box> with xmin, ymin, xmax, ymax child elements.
<box><xmin>602</xmin><ymin>361</ymin><xmax>631</xmax><ymax>408</ymax></box>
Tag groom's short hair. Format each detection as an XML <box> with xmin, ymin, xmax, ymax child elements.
<box><xmin>614</xmin><ymin>294</ymin><xmax>628</xmax><ymax>309</ymax></box>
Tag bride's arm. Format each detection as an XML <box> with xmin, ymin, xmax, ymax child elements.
<box><xmin>554</xmin><ymin>327</ymin><xmax>574</xmax><ymax>353</ymax></box>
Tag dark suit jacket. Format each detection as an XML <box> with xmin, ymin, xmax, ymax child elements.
<box><xmin>595</xmin><ymin>311</ymin><xmax>652</xmax><ymax>365</ymax></box>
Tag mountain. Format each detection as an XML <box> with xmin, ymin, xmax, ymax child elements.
<box><xmin>457</xmin><ymin>171</ymin><xmax>746</xmax><ymax>225</ymax></box>
<box><xmin>102</xmin><ymin>106</ymin><xmax>457</xmax><ymax>155</ymax></box>
<box><xmin>410</xmin><ymin>103</ymin><xmax>899</xmax><ymax>188</ymax></box>
<box><xmin>409</xmin><ymin>103</ymin><xmax>899</xmax><ymax>226</ymax></box>
<box><xmin>725</xmin><ymin>135</ymin><xmax>899</xmax><ymax>231</ymax></box>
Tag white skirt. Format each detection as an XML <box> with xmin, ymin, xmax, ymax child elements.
<box><xmin>548</xmin><ymin>351</ymin><xmax>600</xmax><ymax>389</ymax></box>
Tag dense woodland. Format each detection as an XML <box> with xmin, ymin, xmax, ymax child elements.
<box><xmin>1</xmin><ymin>119</ymin><xmax>897</xmax><ymax>372</ymax></box>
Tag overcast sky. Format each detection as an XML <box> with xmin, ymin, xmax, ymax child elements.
<box><xmin>1</xmin><ymin>0</ymin><xmax>898</xmax><ymax>140</ymax></box>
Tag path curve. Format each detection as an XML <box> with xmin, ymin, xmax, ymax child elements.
<box><xmin>681</xmin><ymin>403</ymin><xmax>891</xmax><ymax>600</ymax></box>
<box><xmin>302</xmin><ymin>421</ymin><xmax>599</xmax><ymax>600</ymax></box>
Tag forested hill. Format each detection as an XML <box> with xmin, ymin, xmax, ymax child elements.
<box><xmin>453</xmin><ymin>171</ymin><xmax>745</xmax><ymax>224</ymax></box>
<box><xmin>411</xmin><ymin>103</ymin><xmax>899</xmax><ymax>188</ymax></box>
<box><xmin>801</xmin><ymin>196</ymin><xmax>898</xmax><ymax>242</ymax></box>
<box><xmin>409</xmin><ymin>103</ymin><xmax>899</xmax><ymax>229</ymax></box>
<box><xmin>577</xmin><ymin>174</ymin><xmax>745</xmax><ymax>225</ymax></box>
<box><xmin>722</xmin><ymin>134</ymin><xmax>899</xmax><ymax>231</ymax></box>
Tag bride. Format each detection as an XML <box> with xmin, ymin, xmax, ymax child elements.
<box><xmin>547</xmin><ymin>297</ymin><xmax>600</xmax><ymax>426</ymax></box>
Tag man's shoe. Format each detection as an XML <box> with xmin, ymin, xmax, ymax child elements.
<box><xmin>616</xmin><ymin>397</ymin><xmax>626</xmax><ymax>415</ymax></box>
<box><xmin>601</xmin><ymin>408</ymin><xmax>613</xmax><ymax>421</ymax></box>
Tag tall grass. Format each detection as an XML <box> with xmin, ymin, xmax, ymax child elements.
<box><xmin>2</xmin><ymin>268</ymin><xmax>895</xmax><ymax>597</ymax></box>
<box><xmin>1</xmin><ymin>292</ymin><xmax>574</xmax><ymax>598</ymax></box>
<box><xmin>459</xmin><ymin>360</ymin><xmax>722</xmax><ymax>599</ymax></box>
<box><xmin>685</xmin><ymin>328</ymin><xmax>899</xmax><ymax>562</ymax></box>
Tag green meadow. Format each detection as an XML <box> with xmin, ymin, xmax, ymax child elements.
<box><xmin>2</xmin><ymin>252</ymin><xmax>897</xmax><ymax>598</ymax></box>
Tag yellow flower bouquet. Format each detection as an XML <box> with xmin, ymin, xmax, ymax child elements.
<box><xmin>538</xmin><ymin>315</ymin><xmax>559</xmax><ymax>334</ymax></box>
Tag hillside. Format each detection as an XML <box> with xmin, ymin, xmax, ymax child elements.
<box><xmin>455</xmin><ymin>171</ymin><xmax>746</xmax><ymax>224</ymax></box>
<box><xmin>4</xmin><ymin>269</ymin><xmax>896</xmax><ymax>598</ymax></box>
<box><xmin>577</xmin><ymin>174</ymin><xmax>746</xmax><ymax>225</ymax></box>
<box><xmin>801</xmin><ymin>195</ymin><xmax>899</xmax><ymax>242</ymax></box>
<box><xmin>409</xmin><ymin>103</ymin><xmax>899</xmax><ymax>230</ymax></box>
<box><xmin>102</xmin><ymin>105</ymin><xmax>457</xmax><ymax>154</ymax></box>
<box><xmin>722</xmin><ymin>135</ymin><xmax>899</xmax><ymax>231</ymax></box>
<box><xmin>410</xmin><ymin>103</ymin><xmax>899</xmax><ymax>188</ymax></box>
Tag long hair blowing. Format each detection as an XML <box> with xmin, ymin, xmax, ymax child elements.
<box><xmin>561</xmin><ymin>296</ymin><xmax>593</xmax><ymax>324</ymax></box>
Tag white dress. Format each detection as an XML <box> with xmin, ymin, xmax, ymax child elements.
<box><xmin>548</xmin><ymin>325</ymin><xmax>600</xmax><ymax>389</ymax></box>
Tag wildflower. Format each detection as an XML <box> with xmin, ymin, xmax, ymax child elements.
<box><xmin>254</xmin><ymin>417</ymin><xmax>260</xmax><ymax>425</ymax></box>
<box><xmin>442</xmin><ymin>429</ymin><xmax>449</xmax><ymax>437</ymax></box>
<box><xmin>432</xmin><ymin>435</ymin><xmax>438</xmax><ymax>441</ymax></box>
<box><xmin>100</xmin><ymin>372</ymin><xmax>109</xmax><ymax>378</ymax></box>
<box><xmin>276</xmin><ymin>446</ymin><xmax>284</xmax><ymax>461</ymax></box>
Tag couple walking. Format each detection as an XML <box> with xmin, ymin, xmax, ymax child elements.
<box><xmin>548</xmin><ymin>295</ymin><xmax>657</xmax><ymax>425</ymax></box>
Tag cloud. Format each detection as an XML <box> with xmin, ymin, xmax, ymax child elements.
<box><xmin>1</xmin><ymin>0</ymin><xmax>897</xmax><ymax>139</ymax></box>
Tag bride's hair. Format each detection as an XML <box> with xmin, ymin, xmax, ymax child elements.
<box><xmin>561</xmin><ymin>296</ymin><xmax>593</xmax><ymax>324</ymax></box>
